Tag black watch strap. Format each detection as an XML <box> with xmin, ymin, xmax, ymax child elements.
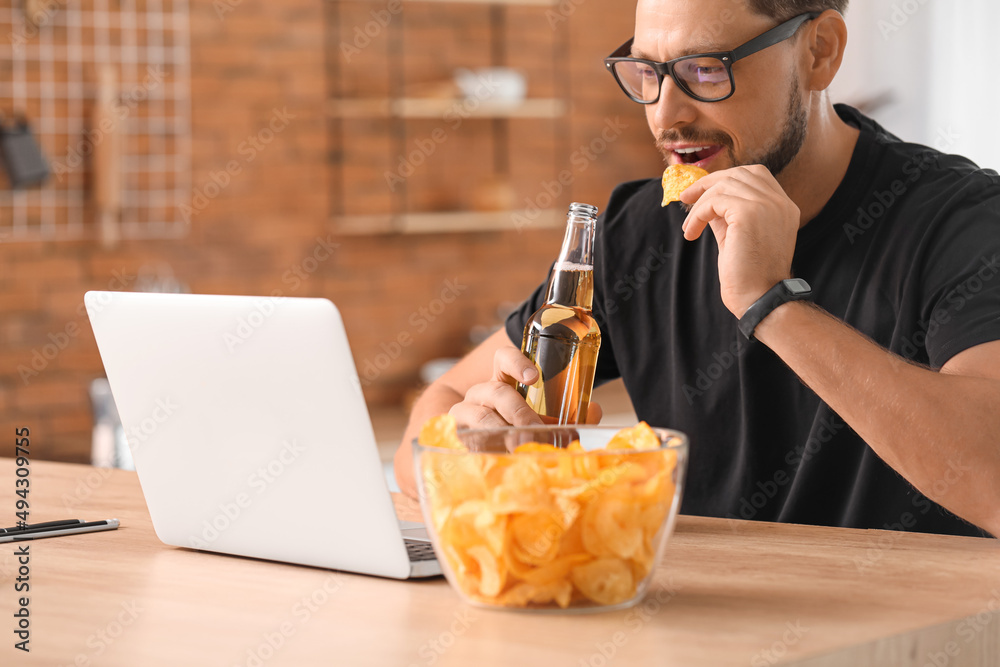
<box><xmin>737</xmin><ymin>278</ymin><xmax>812</xmax><ymax>340</ymax></box>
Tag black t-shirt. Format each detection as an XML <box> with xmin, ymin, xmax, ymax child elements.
<box><xmin>507</xmin><ymin>105</ymin><xmax>1000</xmax><ymax>537</ymax></box>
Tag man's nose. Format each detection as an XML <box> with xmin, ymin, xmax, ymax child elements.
<box><xmin>652</xmin><ymin>75</ymin><xmax>698</xmax><ymax>129</ymax></box>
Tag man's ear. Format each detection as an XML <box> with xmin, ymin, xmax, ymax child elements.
<box><xmin>803</xmin><ymin>9</ymin><xmax>848</xmax><ymax>92</ymax></box>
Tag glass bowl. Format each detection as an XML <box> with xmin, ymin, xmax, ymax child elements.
<box><xmin>413</xmin><ymin>424</ymin><xmax>688</xmax><ymax>613</ymax></box>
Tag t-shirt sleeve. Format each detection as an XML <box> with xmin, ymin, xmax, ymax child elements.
<box><xmin>921</xmin><ymin>175</ymin><xmax>1000</xmax><ymax>368</ymax></box>
<box><xmin>504</xmin><ymin>272</ymin><xmax>548</xmax><ymax>348</ymax></box>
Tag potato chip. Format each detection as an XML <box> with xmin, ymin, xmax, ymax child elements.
<box><xmin>606</xmin><ymin>422</ymin><xmax>661</xmax><ymax>451</ymax></box>
<box><xmin>518</xmin><ymin>553</ymin><xmax>591</xmax><ymax>587</ymax></box>
<box><xmin>571</xmin><ymin>452</ymin><xmax>601</xmax><ymax>483</ymax></box>
<box><xmin>499</xmin><ymin>579</ymin><xmax>574</xmax><ymax>609</ymax></box>
<box><xmin>422</xmin><ymin>451</ymin><xmax>487</xmax><ymax>508</ymax></box>
<box><xmin>457</xmin><ymin>499</ymin><xmax>507</xmax><ymax>555</ymax></box>
<box><xmin>661</xmin><ymin>164</ymin><xmax>708</xmax><ymax>207</ymax></box>
<box><xmin>571</xmin><ymin>558</ymin><xmax>635</xmax><ymax>606</ymax></box>
<box><xmin>582</xmin><ymin>492</ymin><xmax>643</xmax><ymax>559</ymax></box>
<box><xmin>510</xmin><ymin>511</ymin><xmax>564</xmax><ymax>565</ymax></box>
<box><xmin>490</xmin><ymin>458</ymin><xmax>550</xmax><ymax>514</ymax></box>
<box><xmin>467</xmin><ymin>545</ymin><xmax>505</xmax><ymax>597</ymax></box>
<box><xmin>418</xmin><ymin>414</ymin><xmax>465</xmax><ymax>450</ymax></box>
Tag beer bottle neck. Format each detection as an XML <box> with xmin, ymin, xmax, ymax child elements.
<box><xmin>545</xmin><ymin>211</ymin><xmax>595</xmax><ymax>310</ymax></box>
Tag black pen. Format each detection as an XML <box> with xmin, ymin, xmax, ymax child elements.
<box><xmin>0</xmin><ymin>519</ymin><xmax>120</xmax><ymax>543</ymax></box>
<box><xmin>0</xmin><ymin>519</ymin><xmax>83</xmax><ymax>534</ymax></box>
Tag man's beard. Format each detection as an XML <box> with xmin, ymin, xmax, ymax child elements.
<box><xmin>656</xmin><ymin>78</ymin><xmax>809</xmax><ymax>177</ymax></box>
<box><xmin>745</xmin><ymin>82</ymin><xmax>808</xmax><ymax>176</ymax></box>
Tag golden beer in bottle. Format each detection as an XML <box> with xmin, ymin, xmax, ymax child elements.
<box><xmin>514</xmin><ymin>202</ymin><xmax>601</xmax><ymax>424</ymax></box>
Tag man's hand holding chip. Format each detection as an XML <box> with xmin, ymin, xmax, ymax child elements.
<box><xmin>678</xmin><ymin>165</ymin><xmax>801</xmax><ymax>318</ymax></box>
<box><xmin>448</xmin><ymin>347</ymin><xmax>603</xmax><ymax>428</ymax></box>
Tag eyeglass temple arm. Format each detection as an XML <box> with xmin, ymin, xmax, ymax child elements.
<box><xmin>609</xmin><ymin>37</ymin><xmax>634</xmax><ymax>59</ymax></box>
<box><xmin>730</xmin><ymin>11</ymin><xmax>821</xmax><ymax>62</ymax></box>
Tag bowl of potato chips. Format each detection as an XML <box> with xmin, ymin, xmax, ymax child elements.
<box><xmin>413</xmin><ymin>417</ymin><xmax>688</xmax><ymax>613</ymax></box>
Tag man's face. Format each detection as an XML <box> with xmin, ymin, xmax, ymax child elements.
<box><xmin>633</xmin><ymin>0</ymin><xmax>809</xmax><ymax>176</ymax></box>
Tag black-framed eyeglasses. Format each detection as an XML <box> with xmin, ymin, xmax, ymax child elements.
<box><xmin>604</xmin><ymin>12</ymin><xmax>820</xmax><ymax>104</ymax></box>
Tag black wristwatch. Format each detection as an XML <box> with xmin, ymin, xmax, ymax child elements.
<box><xmin>738</xmin><ymin>278</ymin><xmax>812</xmax><ymax>340</ymax></box>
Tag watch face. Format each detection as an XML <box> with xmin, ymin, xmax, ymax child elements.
<box><xmin>784</xmin><ymin>278</ymin><xmax>811</xmax><ymax>295</ymax></box>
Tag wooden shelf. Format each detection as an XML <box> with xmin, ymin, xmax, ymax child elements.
<box><xmin>341</xmin><ymin>0</ymin><xmax>558</xmax><ymax>5</ymax></box>
<box><xmin>332</xmin><ymin>209</ymin><xmax>563</xmax><ymax>235</ymax></box>
<box><xmin>326</xmin><ymin>97</ymin><xmax>565</xmax><ymax>119</ymax></box>
<box><xmin>329</xmin><ymin>0</ymin><xmax>570</xmax><ymax>235</ymax></box>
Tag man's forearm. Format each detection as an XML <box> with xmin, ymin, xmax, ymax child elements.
<box><xmin>754</xmin><ymin>301</ymin><xmax>1000</xmax><ymax>535</ymax></box>
<box><xmin>393</xmin><ymin>382</ymin><xmax>464</xmax><ymax>497</ymax></box>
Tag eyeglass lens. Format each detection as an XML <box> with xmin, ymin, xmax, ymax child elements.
<box><xmin>613</xmin><ymin>56</ymin><xmax>731</xmax><ymax>102</ymax></box>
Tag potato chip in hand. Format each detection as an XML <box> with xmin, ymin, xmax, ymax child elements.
<box><xmin>661</xmin><ymin>164</ymin><xmax>708</xmax><ymax>207</ymax></box>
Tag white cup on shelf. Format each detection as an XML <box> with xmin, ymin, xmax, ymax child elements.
<box><xmin>453</xmin><ymin>67</ymin><xmax>526</xmax><ymax>104</ymax></box>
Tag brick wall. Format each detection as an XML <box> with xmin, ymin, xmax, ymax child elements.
<box><xmin>0</xmin><ymin>0</ymin><xmax>662</xmax><ymax>463</ymax></box>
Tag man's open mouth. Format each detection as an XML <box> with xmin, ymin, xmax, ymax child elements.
<box><xmin>673</xmin><ymin>145</ymin><xmax>724</xmax><ymax>166</ymax></box>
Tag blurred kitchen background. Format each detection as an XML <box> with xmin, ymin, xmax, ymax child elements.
<box><xmin>0</xmin><ymin>0</ymin><xmax>996</xmax><ymax>468</ymax></box>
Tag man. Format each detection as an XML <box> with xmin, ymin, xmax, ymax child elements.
<box><xmin>395</xmin><ymin>0</ymin><xmax>1000</xmax><ymax>537</ymax></box>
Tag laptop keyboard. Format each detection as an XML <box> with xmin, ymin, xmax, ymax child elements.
<box><xmin>405</xmin><ymin>539</ymin><xmax>437</xmax><ymax>562</ymax></box>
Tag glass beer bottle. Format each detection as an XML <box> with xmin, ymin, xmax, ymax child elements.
<box><xmin>514</xmin><ymin>202</ymin><xmax>601</xmax><ymax>424</ymax></box>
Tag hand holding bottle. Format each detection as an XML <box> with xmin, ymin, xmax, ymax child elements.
<box><xmin>448</xmin><ymin>345</ymin><xmax>603</xmax><ymax>429</ymax></box>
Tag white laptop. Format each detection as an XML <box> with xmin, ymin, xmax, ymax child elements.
<box><xmin>84</xmin><ymin>291</ymin><xmax>440</xmax><ymax>579</ymax></box>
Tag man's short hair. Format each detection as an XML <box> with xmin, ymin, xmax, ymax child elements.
<box><xmin>747</xmin><ymin>0</ymin><xmax>848</xmax><ymax>21</ymax></box>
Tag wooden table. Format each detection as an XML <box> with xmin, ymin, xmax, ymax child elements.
<box><xmin>1</xmin><ymin>458</ymin><xmax>999</xmax><ymax>666</ymax></box>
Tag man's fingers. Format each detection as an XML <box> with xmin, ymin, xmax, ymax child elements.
<box><xmin>680</xmin><ymin>165</ymin><xmax>780</xmax><ymax>212</ymax></box>
<box><xmin>461</xmin><ymin>381</ymin><xmax>545</xmax><ymax>428</ymax></box>
<box><xmin>679</xmin><ymin>175</ymin><xmax>714</xmax><ymax>204</ymax></box>
<box><xmin>448</xmin><ymin>401</ymin><xmax>510</xmax><ymax>429</ymax></box>
<box><xmin>493</xmin><ymin>346</ymin><xmax>538</xmax><ymax>386</ymax></box>
<box><xmin>683</xmin><ymin>192</ymin><xmax>757</xmax><ymax>241</ymax></box>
